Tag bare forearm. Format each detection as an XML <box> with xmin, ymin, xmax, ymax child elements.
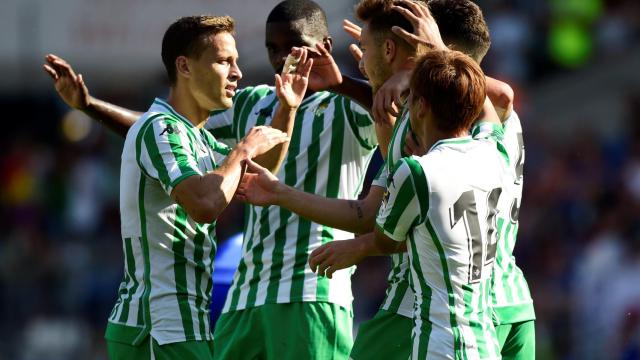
<box><xmin>476</xmin><ymin>96</ymin><xmax>501</xmax><ymax>125</ymax></box>
<box><xmin>373</xmin><ymin>228</ymin><xmax>406</xmax><ymax>255</ymax></box>
<box><xmin>252</xmin><ymin>105</ymin><xmax>296</xmax><ymax>173</ymax></box>
<box><xmin>277</xmin><ymin>185</ymin><xmax>379</xmax><ymax>234</ymax></box>
<box><xmin>330</xmin><ymin>75</ymin><xmax>372</xmax><ymax>111</ymax></box>
<box><xmin>84</xmin><ymin>97</ymin><xmax>141</xmax><ymax>137</ymax></box>
<box><xmin>375</xmin><ymin>123</ymin><xmax>393</xmax><ymax>160</ymax></box>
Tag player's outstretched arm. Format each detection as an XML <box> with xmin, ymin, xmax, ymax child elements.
<box><xmin>252</xmin><ymin>48</ymin><xmax>312</xmax><ymax>174</ymax></box>
<box><xmin>172</xmin><ymin>126</ymin><xmax>289</xmax><ymax>224</ymax></box>
<box><xmin>237</xmin><ymin>159</ymin><xmax>384</xmax><ymax>234</ymax></box>
<box><xmin>43</xmin><ymin>54</ymin><xmax>141</xmax><ymax>137</ymax></box>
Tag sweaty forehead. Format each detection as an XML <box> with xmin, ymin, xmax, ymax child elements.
<box><xmin>265</xmin><ymin>20</ymin><xmax>323</xmax><ymax>46</ymax></box>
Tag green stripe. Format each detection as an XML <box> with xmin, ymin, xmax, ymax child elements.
<box><xmin>387</xmin><ymin>277</ymin><xmax>409</xmax><ymax>312</ymax></box>
<box><xmin>236</xmin><ymin>87</ymin><xmax>273</xmax><ymax>139</ymax></box>
<box><xmin>110</xmin><ymin>276</ymin><xmax>128</xmax><ymax>321</ymax></box>
<box><xmin>166</xmin><ymin>122</ymin><xmax>201</xmax><ymax>182</ymax></box>
<box><xmin>316</xmin><ymin>96</ymin><xmax>345</xmax><ymax>300</ymax></box>
<box><xmin>171</xmin><ymin>207</ymin><xmax>195</xmax><ymax>339</ymax></box>
<box><xmin>228</xmin><ymin>206</ymin><xmax>257</xmax><ymax>310</ymax></box>
<box><xmin>234</xmin><ymin>97</ymin><xmax>278</xmax><ymax>308</ymax></box>
<box><xmin>382</xmin><ymin>168</ymin><xmax>418</xmax><ymax>234</ymax></box>
<box><xmin>230</xmin><ymin>87</ymin><xmax>254</xmax><ymax>138</ymax></box>
<box><xmin>290</xmin><ymin>102</ymin><xmax>326</xmax><ymax>300</ymax></box>
<box><xmin>134</xmin><ymin>114</ymin><xmax>165</xmax><ymax>179</ymax></box>
<box><xmin>118</xmin><ymin>237</ymin><xmax>139</xmax><ymax>323</ymax></box>
<box><xmin>425</xmin><ymin>220</ymin><xmax>464</xmax><ymax>359</ymax></box>
<box><xmin>153</xmin><ymin>99</ymin><xmax>194</xmax><ymax>129</ymax></box>
<box><xmin>408</xmin><ymin>232</ymin><xmax>432</xmax><ymax>359</ymax></box>
<box><xmin>205</xmin><ymin>227</ymin><xmax>216</xmax><ymax>338</ymax></box>
<box><xmin>403</xmin><ymin>158</ymin><xmax>428</xmax><ymax>223</ymax></box>
<box><xmin>266</xmin><ymin>107</ymin><xmax>307</xmax><ymax>301</ymax></box>
<box><xmin>208</xmin><ymin>124</ymin><xmax>234</xmax><ymax>140</ymax></box>
<box><xmin>502</xmin><ymin>221</ymin><xmax>514</xmax><ymax>304</ymax></box>
<box><xmin>245</xmin><ymin>207</ymin><xmax>271</xmax><ymax>307</ymax></box>
<box><xmin>462</xmin><ymin>283</ymin><xmax>488</xmax><ymax>358</ymax></box>
<box><xmin>343</xmin><ymin>97</ymin><xmax>375</xmax><ymax>150</ymax></box>
<box><xmin>133</xmin><ymin>175</ymin><xmax>152</xmax><ymax>345</ymax></box>
<box><xmin>192</xmin><ymin>226</ymin><xmax>207</xmax><ymax>339</ymax></box>
<box><xmin>254</xmin><ymin>97</ymin><xmax>279</xmax><ymax>127</ymax></box>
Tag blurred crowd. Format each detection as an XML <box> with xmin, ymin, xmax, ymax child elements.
<box><xmin>2</xmin><ymin>0</ymin><xmax>640</xmax><ymax>359</ymax></box>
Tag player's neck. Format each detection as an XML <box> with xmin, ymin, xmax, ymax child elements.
<box><xmin>166</xmin><ymin>86</ymin><xmax>210</xmax><ymax>129</ymax></box>
<box><xmin>422</xmin><ymin>121</ymin><xmax>467</xmax><ymax>153</ymax></box>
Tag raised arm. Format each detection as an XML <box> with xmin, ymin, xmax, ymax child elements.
<box><xmin>172</xmin><ymin>126</ymin><xmax>289</xmax><ymax>223</ymax></box>
<box><xmin>237</xmin><ymin>159</ymin><xmax>384</xmax><ymax>234</ymax></box>
<box><xmin>43</xmin><ymin>54</ymin><xmax>140</xmax><ymax>137</ymax></box>
<box><xmin>251</xmin><ymin>48</ymin><xmax>312</xmax><ymax>174</ymax></box>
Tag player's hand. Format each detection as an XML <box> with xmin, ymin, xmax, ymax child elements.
<box><xmin>373</xmin><ymin>70</ymin><xmax>411</xmax><ymax>126</ymax></box>
<box><xmin>390</xmin><ymin>0</ymin><xmax>447</xmax><ymax>51</ymax></box>
<box><xmin>304</xmin><ymin>43</ymin><xmax>343</xmax><ymax>91</ymax></box>
<box><xmin>343</xmin><ymin>20</ymin><xmax>367</xmax><ymax>78</ymax></box>
<box><xmin>404</xmin><ymin>129</ymin><xmax>427</xmax><ymax>156</ymax></box>
<box><xmin>43</xmin><ymin>54</ymin><xmax>91</xmax><ymax>110</ymax></box>
<box><xmin>236</xmin><ymin>159</ymin><xmax>281</xmax><ymax>206</ymax></box>
<box><xmin>308</xmin><ymin>239</ymin><xmax>364</xmax><ymax>279</ymax></box>
<box><xmin>275</xmin><ymin>47</ymin><xmax>313</xmax><ymax>109</ymax></box>
<box><xmin>238</xmin><ymin>126</ymin><xmax>289</xmax><ymax>159</ymax></box>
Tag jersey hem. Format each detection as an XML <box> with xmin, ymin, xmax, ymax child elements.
<box><xmin>221</xmin><ymin>296</ymin><xmax>353</xmax><ymax>314</ymax></box>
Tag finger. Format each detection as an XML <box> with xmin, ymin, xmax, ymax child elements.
<box><xmin>391</xmin><ymin>26</ymin><xmax>420</xmax><ymax>48</ymax></box>
<box><xmin>275</xmin><ymin>73</ymin><xmax>283</xmax><ymax>89</ymax></box>
<box><xmin>348</xmin><ymin>44</ymin><xmax>363</xmax><ymax>63</ymax></box>
<box><xmin>302</xmin><ymin>45</ymin><xmax>322</xmax><ymax>59</ymax></box>
<box><xmin>395</xmin><ymin>0</ymin><xmax>431</xmax><ymax>18</ymax></box>
<box><xmin>300</xmin><ymin>58</ymin><xmax>313</xmax><ymax>78</ymax></box>
<box><xmin>51</xmin><ymin>58</ymin><xmax>76</xmax><ymax>77</ymax></box>
<box><xmin>317</xmin><ymin>260</ymin><xmax>332</xmax><ymax>278</ymax></box>
<box><xmin>390</xmin><ymin>4</ymin><xmax>420</xmax><ymax>25</ymax></box>
<box><xmin>245</xmin><ymin>158</ymin><xmax>267</xmax><ymax>173</ymax></box>
<box><xmin>298</xmin><ymin>48</ymin><xmax>308</xmax><ymax>68</ymax></box>
<box><xmin>77</xmin><ymin>73</ymin><xmax>87</xmax><ymax>90</ymax></box>
<box><xmin>43</xmin><ymin>64</ymin><xmax>59</xmax><ymax>80</ymax></box>
<box><xmin>342</xmin><ymin>19</ymin><xmax>361</xmax><ymax>40</ymax></box>
<box><xmin>309</xmin><ymin>248</ymin><xmax>329</xmax><ymax>271</ymax></box>
<box><xmin>314</xmin><ymin>42</ymin><xmax>330</xmax><ymax>56</ymax></box>
<box><xmin>326</xmin><ymin>265</ymin><xmax>336</xmax><ymax>279</ymax></box>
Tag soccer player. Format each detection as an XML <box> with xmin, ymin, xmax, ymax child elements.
<box><xmin>375</xmin><ymin>48</ymin><xmax>508</xmax><ymax>360</ymax></box>
<box><xmin>46</xmin><ymin>15</ymin><xmax>312</xmax><ymax>360</ymax></box>
<box><xmin>44</xmin><ymin>1</ymin><xmax>379</xmax><ymax>358</ymax></box>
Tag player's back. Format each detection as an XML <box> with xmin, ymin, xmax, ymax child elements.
<box><xmin>408</xmin><ymin>136</ymin><xmax>509</xmax><ymax>359</ymax></box>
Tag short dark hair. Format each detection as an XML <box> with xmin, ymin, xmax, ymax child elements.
<box><xmin>410</xmin><ymin>50</ymin><xmax>486</xmax><ymax>134</ymax></box>
<box><xmin>267</xmin><ymin>0</ymin><xmax>329</xmax><ymax>37</ymax></box>
<box><xmin>161</xmin><ymin>15</ymin><xmax>235</xmax><ymax>84</ymax></box>
<box><xmin>428</xmin><ymin>0</ymin><xmax>491</xmax><ymax>62</ymax></box>
<box><xmin>355</xmin><ymin>0</ymin><xmax>418</xmax><ymax>49</ymax></box>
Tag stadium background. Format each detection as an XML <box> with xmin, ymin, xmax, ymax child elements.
<box><xmin>2</xmin><ymin>0</ymin><xmax>640</xmax><ymax>359</ymax></box>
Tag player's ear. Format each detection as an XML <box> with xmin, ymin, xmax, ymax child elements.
<box><xmin>175</xmin><ymin>56</ymin><xmax>191</xmax><ymax>80</ymax></box>
<box><xmin>383</xmin><ymin>38</ymin><xmax>396</xmax><ymax>64</ymax></box>
<box><xmin>323</xmin><ymin>36</ymin><xmax>333</xmax><ymax>53</ymax></box>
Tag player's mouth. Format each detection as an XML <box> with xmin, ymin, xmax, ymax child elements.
<box><xmin>225</xmin><ymin>84</ymin><xmax>236</xmax><ymax>97</ymax></box>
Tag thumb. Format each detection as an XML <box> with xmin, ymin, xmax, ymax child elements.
<box><xmin>245</xmin><ymin>158</ymin><xmax>268</xmax><ymax>174</ymax></box>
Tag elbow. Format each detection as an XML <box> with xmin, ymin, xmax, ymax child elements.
<box><xmin>186</xmin><ymin>202</ymin><xmax>222</xmax><ymax>224</ymax></box>
<box><xmin>494</xmin><ymin>82</ymin><xmax>514</xmax><ymax>112</ymax></box>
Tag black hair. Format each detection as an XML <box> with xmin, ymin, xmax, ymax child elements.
<box><xmin>267</xmin><ymin>0</ymin><xmax>329</xmax><ymax>37</ymax></box>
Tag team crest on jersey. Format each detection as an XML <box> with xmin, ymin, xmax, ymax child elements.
<box><xmin>314</xmin><ymin>101</ymin><xmax>330</xmax><ymax>116</ymax></box>
<box><xmin>160</xmin><ymin>123</ymin><xmax>180</xmax><ymax>136</ymax></box>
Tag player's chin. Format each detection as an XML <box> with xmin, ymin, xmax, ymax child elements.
<box><xmin>220</xmin><ymin>96</ymin><xmax>234</xmax><ymax>109</ymax></box>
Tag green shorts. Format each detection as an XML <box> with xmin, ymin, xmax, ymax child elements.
<box><xmin>213</xmin><ymin>302</ymin><xmax>353</xmax><ymax>360</ymax></box>
<box><xmin>350</xmin><ymin>309</ymin><xmax>413</xmax><ymax>360</ymax></box>
<box><xmin>106</xmin><ymin>336</ymin><xmax>214</xmax><ymax>360</ymax></box>
<box><xmin>496</xmin><ymin>320</ymin><xmax>535</xmax><ymax>360</ymax></box>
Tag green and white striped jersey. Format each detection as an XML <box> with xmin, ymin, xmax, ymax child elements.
<box><xmin>107</xmin><ymin>98</ymin><xmax>229</xmax><ymax>346</ymax></box>
<box><xmin>376</xmin><ymin>137</ymin><xmax>509</xmax><ymax>360</ymax></box>
<box><xmin>489</xmin><ymin>111</ymin><xmax>535</xmax><ymax>324</ymax></box>
<box><xmin>206</xmin><ymin>85</ymin><xmax>377</xmax><ymax>312</ymax></box>
<box><xmin>371</xmin><ymin>109</ymin><xmax>414</xmax><ymax>318</ymax></box>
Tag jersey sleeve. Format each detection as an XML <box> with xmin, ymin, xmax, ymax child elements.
<box><xmin>371</xmin><ymin>160</ymin><xmax>389</xmax><ymax>189</ymax></box>
<box><xmin>376</xmin><ymin>157</ymin><xmax>428</xmax><ymax>242</ymax></box>
<box><xmin>470</xmin><ymin>121</ymin><xmax>504</xmax><ymax>141</ymax></box>
<box><xmin>137</xmin><ymin>116</ymin><xmax>202</xmax><ymax>195</ymax></box>
<box><xmin>343</xmin><ymin>97</ymin><xmax>378</xmax><ymax>151</ymax></box>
